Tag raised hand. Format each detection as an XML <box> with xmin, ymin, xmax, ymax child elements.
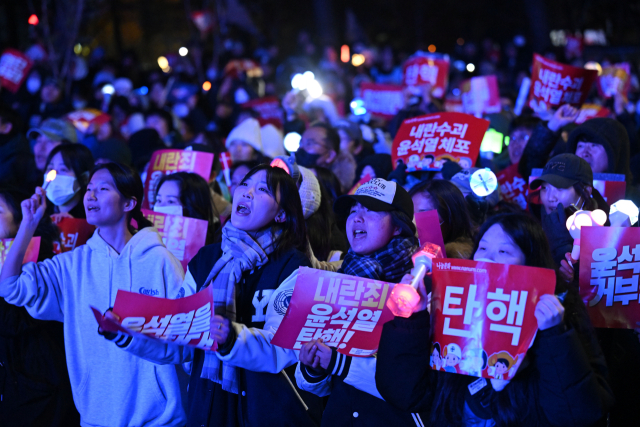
<box><xmin>20</xmin><ymin>187</ymin><xmax>47</xmax><ymax>231</ymax></box>
<box><xmin>548</xmin><ymin>104</ymin><xmax>579</xmax><ymax>132</ymax></box>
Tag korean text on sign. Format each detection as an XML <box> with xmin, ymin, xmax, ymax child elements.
<box><xmin>579</xmin><ymin>227</ymin><xmax>640</xmax><ymax>329</ymax></box>
<box><xmin>141</xmin><ymin>209</ymin><xmax>208</xmax><ymax>271</ymax></box>
<box><xmin>528</xmin><ymin>54</ymin><xmax>598</xmax><ymax>108</ymax></box>
<box><xmin>0</xmin><ymin>49</ymin><xmax>33</xmax><ymax>93</ymax></box>
<box><xmin>0</xmin><ymin>237</ymin><xmax>41</xmax><ymax>271</ymax></box>
<box><xmin>100</xmin><ymin>286</ymin><xmax>217</xmax><ymax>350</ymax></box>
<box><xmin>271</xmin><ymin>268</ymin><xmax>395</xmax><ymax>357</ymax></box>
<box><xmin>431</xmin><ymin>259</ymin><xmax>555</xmax><ymax>379</ymax></box>
<box><xmin>391</xmin><ymin>112</ymin><xmax>489</xmax><ymax>172</ymax></box>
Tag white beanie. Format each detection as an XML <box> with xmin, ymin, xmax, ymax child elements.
<box><xmin>260</xmin><ymin>124</ymin><xmax>286</xmax><ymax>159</ymax></box>
<box><xmin>298</xmin><ymin>166</ymin><xmax>322</xmax><ymax>219</ymax></box>
<box><xmin>225</xmin><ymin>118</ymin><xmax>263</xmax><ymax>153</ymax></box>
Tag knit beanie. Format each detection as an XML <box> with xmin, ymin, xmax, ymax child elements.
<box><xmin>260</xmin><ymin>124</ymin><xmax>285</xmax><ymax>159</ymax></box>
<box><xmin>298</xmin><ymin>166</ymin><xmax>322</xmax><ymax>219</ymax></box>
<box><xmin>225</xmin><ymin>118</ymin><xmax>263</xmax><ymax>153</ymax></box>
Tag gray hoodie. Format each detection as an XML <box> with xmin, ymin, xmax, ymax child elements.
<box><xmin>0</xmin><ymin>228</ymin><xmax>186</xmax><ymax>427</ymax></box>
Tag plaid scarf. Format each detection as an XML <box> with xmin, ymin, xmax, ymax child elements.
<box><xmin>339</xmin><ymin>236</ymin><xmax>418</xmax><ymax>283</ymax></box>
<box><xmin>200</xmin><ymin>223</ymin><xmax>280</xmax><ymax>394</ymax></box>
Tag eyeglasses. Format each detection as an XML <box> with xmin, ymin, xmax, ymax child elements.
<box><xmin>300</xmin><ymin>137</ymin><xmax>331</xmax><ymax>152</ymax></box>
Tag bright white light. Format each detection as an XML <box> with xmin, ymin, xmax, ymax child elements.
<box><xmin>610</xmin><ymin>200</ymin><xmax>639</xmax><ymax>225</ymax></box>
<box><xmin>350</xmin><ymin>101</ymin><xmax>358</xmax><ymax>108</ymax></box>
<box><xmin>303</xmin><ymin>71</ymin><xmax>315</xmax><ymax>81</ymax></box>
<box><xmin>291</xmin><ymin>73</ymin><xmax>304</xmax><ymax>90</ymax></box>
<box><xmin>284</xmin><ymin>132</ymin><xmax>302</xmax><ymax>152</ymax></box>
<box><xmin>102</xmin><ymin>84</ymin><xmax>115</xmax><ymax>95</ymax></box>
<box><xmin>466</xmin><ymin>63</ymin><xmax>475</xmax><ymax>72</ymax></box>
<box><xmin>307</xmin><ymin>80</ymin><xmax>323</xmax><ymax>98</ymax></box>
<box><xmin>179</xmin><ymin>47</ymin><xmax>188</xmax><ymax>56</ymax></box>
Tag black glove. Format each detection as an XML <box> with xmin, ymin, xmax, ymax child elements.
<box><xmin>541</xmin><ymin>203</ymin><xmax>574</xmax><ymax>265</ymax></box>
<box><xmin>387</xmin><ymin>162</ymin><xmax>408</xmax><ymax>186</ymax></box>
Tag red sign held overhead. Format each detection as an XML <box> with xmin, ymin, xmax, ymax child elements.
<box><xmin>579</xmin><ymin>227</ymin><xmax>640</xmax><ymax>329</ymax></box>
<box><xmin>431</xmin><ymin>259</ymin><xmax>556</xmax><ymax>378</ymax></box>
<box><xmin>528</xmin><ymin>54</ymin><xmax>598</xmax><ymax>108</ymax></box>
<box><xmin>403</xmin><ymin>54</ymin><xmax>450</xmax><ymax>98</ymax></box>
<box><xmin>0</xmin><ymin>49</ymin><xmax>34</xmax><ymax>93</ymax></box>
<box><xmin>241</xmin><ymin>96</ymin><xmax>284</xmax><ymax>129</ymax></box>
<box><xmin>392</xmin><ymin>112</ymin><xmax>489</xmax><ymax>172</ymax></box>
<box><xmin>271</xmin><ymin>267</ymin><xmax>396</xmax><ymax>357</ymax></box>
<box><xmin>596</xmin><ymin>63</ymin><xmax>630</xmax><ymax>99</ymax></box>
<box><xmin>574</xmin><ymin>104</ymin><xmax>611</xmax><ymax>124</ymax></box>
<box><xmin>359</xmin><ymin>83</ymin><xmax>404</xmax><ymax>119</ymax></box>
<box><xmin>142</xmin><ymin>149</ymin><xmax>214</xmax><ymax>209</ymax></box>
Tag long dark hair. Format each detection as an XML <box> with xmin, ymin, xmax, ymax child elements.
<box><xmin>155</xmin><ymin>171</ymin><xmax>219</xmax><ymax>244</ymax></box>
<box><xmin>432</xmin><ymin>213</ymin><xmax>592</xmax><ymax>426</ymax></box>
<box><xmin>306</xmin><ymin>181</ymin><xmax>348</xmax><ymax>261</ymax></box>
<box><xmin>88</xmin><ymin>163</ymin><xmax>152</xmax><ymax>233</ymax></box>
<box><xmin>409</xmin><ymin>179</ymin><xmax>473</xmax><ymax>243</ymax></box>
<box><xmin>239</xmin><ymin>164</ymin><xmax>307</xmax><ymax>259</ymax></box>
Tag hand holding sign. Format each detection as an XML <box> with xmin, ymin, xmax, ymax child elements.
<box><xmin>534</xmin><ymin>294</ymin><xmax>565</xmax><ymax>330</ymax></box>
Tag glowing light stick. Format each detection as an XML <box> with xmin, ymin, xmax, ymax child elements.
<box><xmin>470</xmin><ymin>168</ymin><xmax>498</xmax><ymax>197</ymax></box>
<box><xmin>609</xmin><ymin>200</ymin><xmax>639</xmax><ymax>227</ymax></box>
<box><xmin>566</xmin><ymin>209</ymin><xmax>607</xmax><ymax>263</ymax></box>
<box><xmin>387</xmin><ymin>242</ymin><xmax>442</xmax><ymax>318</ymax></box>
<box><xmin>43</xmin><ymin>170</ymin><xmax>57</xmax><ymax>190</ymax></box>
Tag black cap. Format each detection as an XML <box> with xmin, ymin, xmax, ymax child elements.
<box><xmin>334</xmin><ymin>178</ymin><xmax>414</xmax><ymax>219</ymax></box>
<box><xmin>530</xmin><ymin>153</ymin><xmax>593</xmax><ymax>190</ymax></box>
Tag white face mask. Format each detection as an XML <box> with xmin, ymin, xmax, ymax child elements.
<box><xmin>44</xmin><ymin>174</ymin><xmax>78</xmax><ymax>206</ymax></box>
<box><xmin>474</xmin><ymin>258</ymin><xmax>495</xmax><ymax>263</ymax></box>
<box><xmin>153</xmin><ymin>204</ymin><xmax>183</xmax><ymax>216</ymax></box>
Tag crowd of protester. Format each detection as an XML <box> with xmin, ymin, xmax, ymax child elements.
<box><xmin>0</xmin><ymin>25</ymin><xmax>639</xmax><ymax>427</ymax></box>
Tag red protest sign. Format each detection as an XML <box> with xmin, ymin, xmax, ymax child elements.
<box><xmin>241</xmin><ymin>96</ymin><xmax>283</xmax><ymax>129</ymax></box>
<box><xmin>141</xmin><ymin>209</ymin><xmax>208</xmax><ymax>271</ymax></box>
<box><xmin>52</xmin><ymin>218</ymin><xmax>96</xmax><ymax>254</ymax></box>
<box><xmin>431</xmin><ymin>259</ymin><xmax>555</xmax><ymax>378</ymax></box>
<box><xmin>347</xmin><ymin>174</ymin><xmax>371</xmax><ymax>195</ymax></box>
<box><xmin>143</xmin><ymin>149</ymin><xmax>214</xmax><ymax>209</ymax></box>
<box><xmin>271</xmin><ymin>267</ymin><xmax>395</xmax><ymax>357</ymax></box>
<box><xmin>403</xmin><ymin>54</ymin><xmax>450</xmax><ymax>98</ymax></box>
<box><xmin>66</xmin><ymin>109</ymin><xmax>111</xmax><ymax>133</ymax></box>
<box><xmin>596</xmin><ymin>63</ymin><xmax>630</xmax><ymax>99</ymax></box>
<box><xmin>575</xmin><ymin>104</ymin><xmax>611</xmax><ymax>124</ymax></box>
<box><xmin>497</xmin><ymin>163</ymin><xmax>528</xmax><ymax>210</ymax></box>
<box><xmin>415</xmin><ymin>210</ymin><xmax>446</xmax><ymax>256</ymax></box>
<box><xmin>461</xmin><ymin>75</ymin><xmax>501</xmax><ymax>116</ymax></box>
<box><xmin>579</xmin><ymin>227</ymin><xmax>640</xmax><ymax>329</ymax></box>
<box><xmin>392</xmin><ymin>112</ymin><xmax>489</xmax><ymax>172</ymax></box>
<box><xmin>360</xmin><ymin>83</ymin><xmax>404</xmax><ymax>119</ymax></box>
<box><xmin>92</xmin><ymin>285</ymin><xmax>217</xmax><ymax>350</ymax></box>
<box><xmin>444</xmin><ymin>96</ymin><xmax>464</xmax><ymax>113</ymax></box>
<box><xmin>528</xmin><ymin>54</ymin><xmax>598</xmax><ymax>108</ymax></box>
<box><xmin>0</xmin><ymin>237</ymin><xmax>41</xmax><ymax>271</ymax></box>
<box><xmin>0</xmin><ymin>49</ymin><xmax>33</xmax><ymax>93</ymax></box>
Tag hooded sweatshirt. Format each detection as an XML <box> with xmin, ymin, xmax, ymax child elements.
<box><xmin>0</xmin><ymin>227</ymin><xmax>186</xmax><ymax>427</ymax></box>
<box><xmin>567</xmin><ymin>118</ymin><xmax>633</xmax><ymax>182</ymax></box>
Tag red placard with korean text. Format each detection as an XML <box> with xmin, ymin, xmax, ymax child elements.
<box><xmin>596</xmin><ymin>63</ymin><xmax>630</xmax><ymax>99</ymax></box>
<box><xmin>271</xmin><ymin>267</ymin><xmax>395</xmax><ymax>357</ymax></box>
<box><xmin>142</xmin><ymin>149</ymin><xmax>214</xmax><ymax>209</ymax></box>
<box><xmin>461</xmin><ymin>75</ymin><xmax>501</xmax><ymax>116</ymax></box>
<box><xmin>497</xmin><ymin>163</ymin><xmax>528</xmax><ymax>209</ymax></box>
<box><xmin>415</xmin><ymin>210</ymin><xmax>446</xmax><ymax>256</ymax></box>
<box><xmin>141</xmin><ymin>209</ymin><xmax>208</xmax><ymax>271</ymax></box>
<box><xmin>348</xmin><ymin>174</ymin><xmax>372</xmax><ymax>195</ymax></box>
<box><xmin>579</xmin><ymin>227</ymin><xmax>640</xmax><ymax>329</ymax></box>
<box><xmin>392</xmin><ymin>112</ymin><xmax>489</xmax><ymax>172</ymax></box>
<box><xmin>91</xmin><ymin>285</ymin><xmax>217</xmax><ymax>350</ymax></box>
<box><xmin>403</xmin><ymin>54</ymin><xmax>450</xmax><ymax>98</ymax></box>
<box><xmin>241</xmin><ymin>96</ymin><xmax>284</xmax><ymax>129</ymax></box>
<box><xmin>360</xmin><ymin>83</ymin><xmax>404</xmax><ymax>119</ymax></box>
<box><xmin>575</xmin><ymin>104</ymin><xmax>611</xmax><ymax>125</ymax></box>
<box><xmin>528</xmin><ymin>54</ymin><xmax>598</xmax><ymax>108</ymax></box>
<box><xmin>52</xmin><ymin>218</ymin><xmax>96</xmax><ymax>254</ymax></box>
<box><xmin>431</xmin><ymin>259</ymin><xmax>555</xmax><ymax>379</ymax></box>
<box><xmin>0</xmin><ymin>49</ymin><xmax>33</xmax><ymax>93</ymax></box>
<box><xmin>0</xmin><ymin>237</ymin><xmax>41</xmax><ymax>272</ymax></box>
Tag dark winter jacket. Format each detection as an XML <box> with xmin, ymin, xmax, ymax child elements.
<box><xmin>0</xmin><ymin>299</ymin><xmax>79</xmax><ymax>426</ymax></box>
<box><xmin>0</xmin><ymin>132</ymin><xmax>40</xmax><ymax>193</ymax></box>
<box><xmin>185</xmin><ymin>243</ymin><xmax>321</xmax><ymax>427</ymax></box>
<box><xmin>376</xmin><ymin>288</ymin><xmax>614</xmax><ymax>427</ymax></box>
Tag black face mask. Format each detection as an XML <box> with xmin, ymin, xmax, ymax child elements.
<box><xmin>295</xmin><ymin>148</ymin><xmax>321</xmax><ymax>168</ymax></box>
